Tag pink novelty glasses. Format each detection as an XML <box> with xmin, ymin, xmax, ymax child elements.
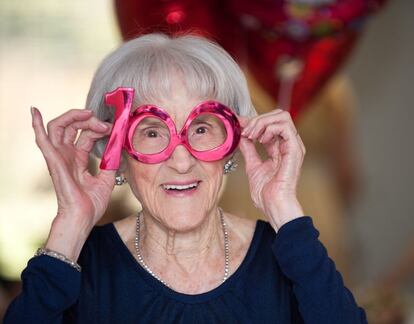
<box><xmin>100</xmin><ymin>88</ymin><xmax>241</xmax><ymax>170</ymax></box>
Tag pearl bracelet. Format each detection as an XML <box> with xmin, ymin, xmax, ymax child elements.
<box><xmin>35</xmin><ymin>248</ymin><xmax>82</xmax><ymax>272</ymax></box>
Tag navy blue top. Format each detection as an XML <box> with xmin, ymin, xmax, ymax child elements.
<box><xmin>5</xmin><ymin>217</ymin><xmax>367</xmax><ymax>323</ymax></box>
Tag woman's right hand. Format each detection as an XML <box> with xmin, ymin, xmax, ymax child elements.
<box><xmin>31</xmin><ymin>107</ymin><xmax>115</xmax><ymax>259</ymax></box>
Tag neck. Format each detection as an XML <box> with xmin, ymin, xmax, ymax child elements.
<box><xmin>139</xmin><ymin>208</ymin><xmax>224</xmax><ymax>275</ymax></box>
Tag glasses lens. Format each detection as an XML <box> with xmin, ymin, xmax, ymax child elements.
<box><xmin>132</xmin><ymin>117</ymin><xmax>170</xmax><ymax>154</ymax></box>
<box><xmin>188</xmin><ymin>113</ymin><xmax>227</xmax><ymax>151</ymax></box>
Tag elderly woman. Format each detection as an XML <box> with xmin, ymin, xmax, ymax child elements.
<box><xmin>5</xmin><ymin>34</ymin><xmax>365</xmax><ymax>323</ymax></box>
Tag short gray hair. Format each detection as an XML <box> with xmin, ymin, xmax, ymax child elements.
<box><xmin>86</xmin><ymin>33</ymin><xmax>256</xmax><ymax>159</ymax></box>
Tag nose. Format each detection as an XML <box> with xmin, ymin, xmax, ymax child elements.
<box><xmin>166</xmin><ymin>144</ymin><xmax>196</xmax><ymax>173</ymax></box>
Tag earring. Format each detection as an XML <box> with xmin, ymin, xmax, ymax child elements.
<box><xmin>115</xmin><ymin>175</ymin><xmax>127</xmax><ymax>186</ymax></box>
<box><xmin>223</xmin><ymin>159</ymin><xmax>237</xmax><ymax>174</ymax></box>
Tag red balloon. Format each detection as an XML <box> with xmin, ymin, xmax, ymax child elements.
<box><xmin>114</xmin><ymin>0</ymin><xmax>386</xmax><ymax>119</ymax></box>
<box><xmin>244</xmin><ymin>31</ymin><xmax>358</xmax><ymax>119</ymax></box>
<box><xmin>114</xmin><ymin>0</ymin><xmax>243</xmax><ymax>56</ymax></box>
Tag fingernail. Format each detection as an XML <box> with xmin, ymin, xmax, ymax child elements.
<box><xmin>30</xmin><ymin>106</ymin><xmax>37</xmax><ymax>116</ymax></box>
<box><xmin>82</xmin><ymin>110</ymin><xmax>92</xmax><ymax>114</ymax></box>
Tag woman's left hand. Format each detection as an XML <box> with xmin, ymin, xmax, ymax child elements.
<box><xmin>238</xmin><ymin>109</ymin><xmax>306</xmax><ymax>232</ymax></box>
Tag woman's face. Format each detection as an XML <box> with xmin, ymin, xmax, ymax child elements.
<box><xmin>125</xmin><ymin>79</ymin><xmax>226</xmax><ymax>232</ymax></box>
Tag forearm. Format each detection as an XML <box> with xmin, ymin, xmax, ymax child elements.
<box><xmin>45</xmin><ymin>214</ymin><xmax>93</xmax><ymax>261</ymax></box>
<box><xmin>265</xmin><ymin>197</ymin><xmax>305</xmax><ymax>232</ymax></box>
<box><xmin>4</xmin><ymin>256</ymin><xmax>81</xmax><ymax>324</ymax></box>
<box><xmin>273</xmin><ymin>217</ymin><xmax>367</xmax><ymax>324</ymax></box>
<box><xmin>4</xmin><ymin>214</ymin><xmax>91</xmax><ymax>323</ymax></box>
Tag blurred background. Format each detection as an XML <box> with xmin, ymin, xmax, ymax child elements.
<box><xmin>0</xmin><ymin>0</ymin><xmax>413</xmax><ymax>323</ymax></box>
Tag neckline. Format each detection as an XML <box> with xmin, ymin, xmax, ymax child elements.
<box><xmin>107</xmin><ymin>219</ymin><xmax>265</xmax><ymax>304</ymax></box>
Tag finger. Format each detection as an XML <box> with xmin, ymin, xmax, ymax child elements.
<box><xmin>47</xmin><ymin>109</ymin><xmax>92</xmax><ymax>146</ymax></box>
<box><xmin>248</xmin><ymin>110</ymin><xmax>295</xmax><ymax>139</ymax></box>
<box><xmin>257</xmin><ymin>123</ymin><xmax>304</xmax><ymax>167</ymax></box>
<box><xmin>242</xmin><ymin>109</ymin><xmax>285</xmax><ymax>137</ymax></box>
<box><xmin>258</xmin><ymin>124</ymin><xmax>278</xmax><ymax>144</ymax></box>
<box><xmin>239</xmin><ymin>137</ymin><xmax>262</xmax><ymax>173</ymax></box>
<box><xmin>296</xmin><ymin>133</ymin><xmax>306</xmax><ymax>155</ymax></box>
<box><xmin>263</xmin><ymin>135</ymin><xmax>281</xmax><ymax>159</ymax></box>
<box><xmin>97</xmin><ymin>169</ymin><xmax>117</xmax><ymax>187</ymax></box>
<box><xmin>75</xmin><ymin>127</ymin><xmax>112</xmax><ymax>153</ymax></box>
<box><xmin>31</xmin><ymin>107</ymin><xmax>71</xmax><ymax>179</ymax></box>
<box><xmin>31</xmin><ymin>107</ymin><xmax>55</xmax><ymax>158</ymax></box>
<box><xmin>258</xmin><ymin>122</ymin><xmax>298</xmax><ymax>144</ymax></box>
<box><xmin>63</xmin><ymin>117</ymin><xmax>110</xmax><ymax>144</ymax></box>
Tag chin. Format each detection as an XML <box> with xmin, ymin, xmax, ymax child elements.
<box><xmin>160</xmin><ymin>208</ymin><xmax>210</xmax><ymax>233</ymax></box>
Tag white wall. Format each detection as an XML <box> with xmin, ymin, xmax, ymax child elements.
<box><xmin>347</xmin><ymin>0</ymin><xmax>414</xmax><ymax>287</ymax></box>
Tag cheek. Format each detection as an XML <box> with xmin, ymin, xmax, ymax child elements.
<box><xmin>125</xmin><ymin>159</ymin><xmax>160</xmax><ymax>200</ymax></box>
<box><xmin>205</xmin><ymin>161</ymin><xmax>227</xmax><ymax>203</ymax></box>
<box><xmin>204</xmin><ymin>161</ymin><xmax>225</xmax><ymax>191</ymax></box>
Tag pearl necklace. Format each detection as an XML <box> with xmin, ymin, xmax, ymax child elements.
<box><xmin>134</xmin><ymin>208</ymin><xmax>230</xmax><ymax>288</ymax></box>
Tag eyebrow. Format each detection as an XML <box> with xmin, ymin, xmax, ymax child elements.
<box><xmin>136</xmin><ymin>119</ymin><xmax>166</xmax><ymax>128</ymax></box>
<box><xmin>192</xmin><ymin>114</ymin><xmax>221</xmax><ymax>125</ymax></box>
<box><xmin>194</xmin><ymin>115</ymin><xmax>210</xmax><ymax>122</ymax></box>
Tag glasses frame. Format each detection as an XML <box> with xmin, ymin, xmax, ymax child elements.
<box><xmin>99</xmin><ymin>87</ymin><xmax>241</xmax><ymax>170</ymax></box>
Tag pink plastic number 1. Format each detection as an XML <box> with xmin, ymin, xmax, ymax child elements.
<box><xmin>99</xmin><ymin>87</ymin><xmax>135</xmax><ymax>170</ymax></box>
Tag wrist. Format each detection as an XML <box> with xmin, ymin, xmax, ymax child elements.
<box><xmin>45</xmin><ymin>215</ymin><xmax>93</xmax><ymax>261</ymax></box>
<box><xmin>265</xmin><ymin>198</ymin><xmax>305</xmax><ymax>232</ymax></box>
<box><xmin>35</xmin><ymin>247</ymin><xmax>82</xmax><ymax>272</ymax></box>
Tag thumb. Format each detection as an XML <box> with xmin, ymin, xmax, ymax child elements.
<box><xmin>97</xmin><ymin>169</ymin><xmax>116</xmax><ymax>187</ymax></box>
<box><xmin>237</xmin><ymin>115</ymin><xmax>250</xmax><ymax>128</ymax></box>
<box><xmin>239</xmin><ymin>137</ymin><xmax>262</xmax><ymax>173</ymax></box>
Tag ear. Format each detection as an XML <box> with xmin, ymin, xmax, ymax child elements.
<box><xmin>117</xmin><ymin>151</ymin><xmax>128</xmax><ymax>174</ymax></box>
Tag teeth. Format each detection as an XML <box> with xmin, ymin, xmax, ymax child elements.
<box><xmin>163</xmin><ymin>182</ymin><xmax>198</xmax><ymax>190</ymax></box>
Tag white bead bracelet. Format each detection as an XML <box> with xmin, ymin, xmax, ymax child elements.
<box><xmin>35</xmin><ymin>247</ymin><xmax>82</xmax><ymax>272</ymax></box>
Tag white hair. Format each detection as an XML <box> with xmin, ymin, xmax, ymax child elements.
<box><xmin>86</xmin><ymin>33</ymin><xmax>256</xmax><ymax>159</ymax></box>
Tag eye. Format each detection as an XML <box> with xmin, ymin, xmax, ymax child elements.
<box><xmin>146</xmin><ymin>130</ymin><xmax>158</xmax><ymax>138</ymax></box>
<box><xmin>195</xmin><ymin>126</ymin><xmax>207</xmax><ymax>134</ymax></box>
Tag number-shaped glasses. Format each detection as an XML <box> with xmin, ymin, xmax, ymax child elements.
<box><xmin>100</xmin><ymin>87</ymin><xmax>241</xmax><ymax>169</ymax></box>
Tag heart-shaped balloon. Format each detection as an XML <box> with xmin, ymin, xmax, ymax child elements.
<box><xmin>228</xmin><ymin>0</ymin><xmax>387</xmax><ymax>118</ymax></box>
<box><xmin>114</xmin><ymin>0</ymin><xmax>386</xmax><ymax>120</ymax></box>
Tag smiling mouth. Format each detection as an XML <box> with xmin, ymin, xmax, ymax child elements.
<box><xmin>162</xmin><ymin>181</ymin><xmax>200</xmax><ymax>192</ymax></box>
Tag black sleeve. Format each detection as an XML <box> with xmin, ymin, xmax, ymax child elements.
<box><xmin>3</xmin><ymin>255</ymin><xmax>81</xmax><ymax>324</ymax></box>
<box><xmin>272</xmin><ymin>217</ymin><xmax>367</xmax><ymax>324</ymax></box>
